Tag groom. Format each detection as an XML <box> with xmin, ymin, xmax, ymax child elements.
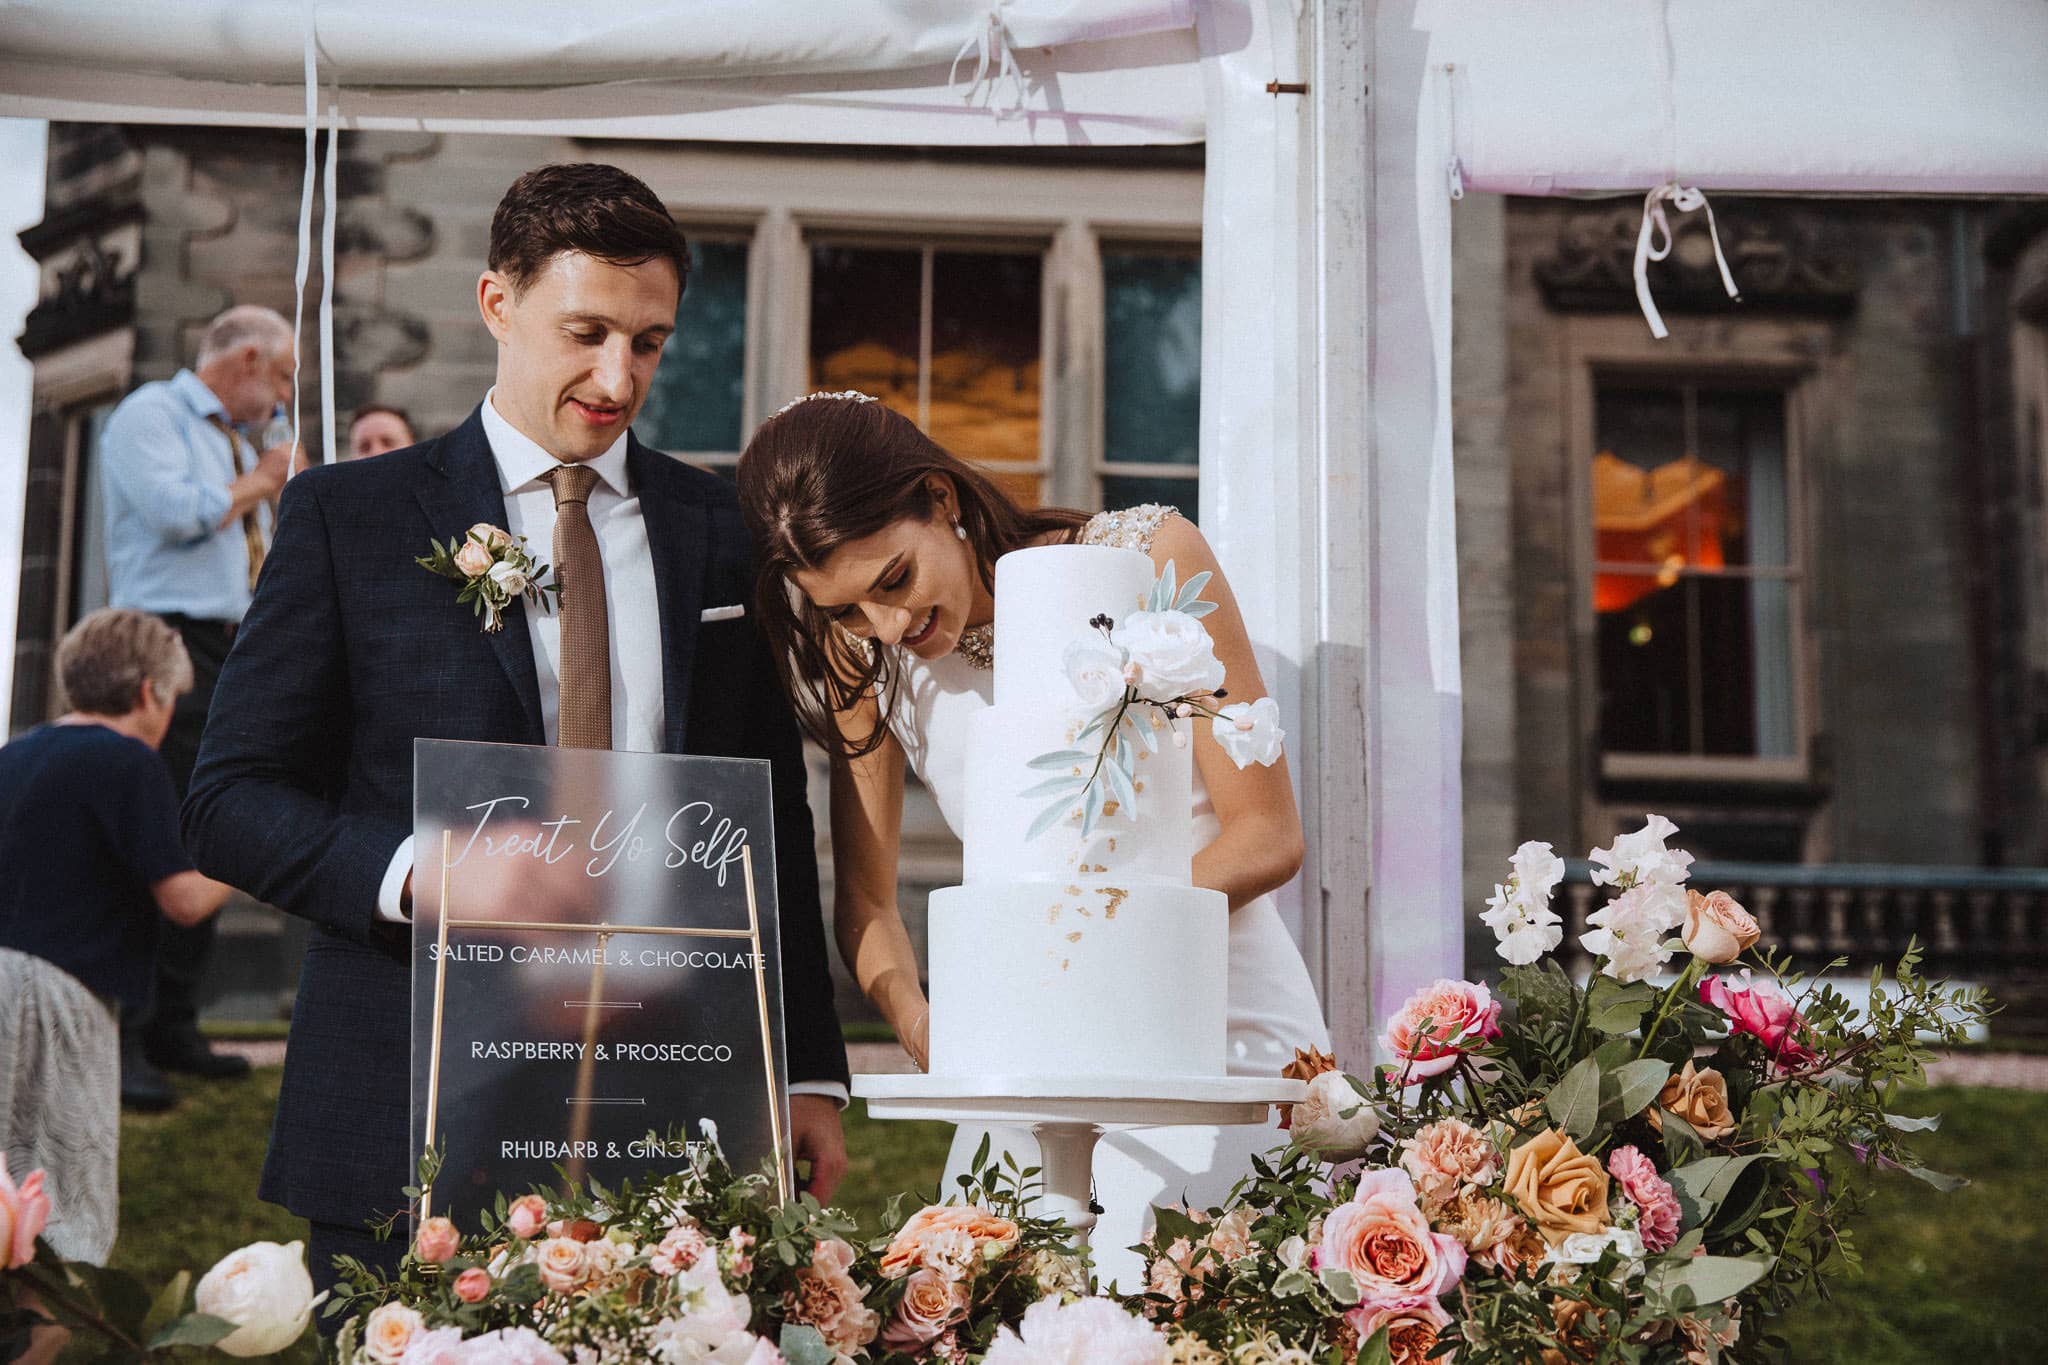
<box><xmin>185</xmin><ymin>163</ymin><xmax>848</xmax><ymax>1290</ymax></box>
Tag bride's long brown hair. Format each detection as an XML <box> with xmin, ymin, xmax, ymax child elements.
<box><xmin>736</xmin><ymin>397</ymin><xmax>1089</xmax><ymax>760</ymax></box>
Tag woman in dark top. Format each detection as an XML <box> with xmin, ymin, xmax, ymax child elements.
<box><xmin>0</xmin><ymin>608</ymin><xmax>230</xmax><ymax>1266</ymax></box>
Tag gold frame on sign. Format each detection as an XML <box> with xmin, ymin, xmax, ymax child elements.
<box><xmin>421</xmin><ymin>832</ymin><xmax>790</xmax><ymax>1219</ymax></box>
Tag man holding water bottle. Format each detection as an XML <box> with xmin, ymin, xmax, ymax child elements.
<box><xmin>99</xmin><ymin>303</ymin><xmax>298</xmax><ymax>1105</ymax></box>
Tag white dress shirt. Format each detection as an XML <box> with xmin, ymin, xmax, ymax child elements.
<box><xmin>375</xmin><ymin>395</ymin><xmax>843</xmax><ymax>1103</ymax></box>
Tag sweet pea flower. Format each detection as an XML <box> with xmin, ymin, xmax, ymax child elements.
<box><xmin>1588</xmin><ymin>813</ymin><xmax>1694</xmax><ymax>889</ymax></box>
<box><xmin>1211</xmin><ymin>697</ymin><xmax>1286</xmax><ymax>768</ymax></box>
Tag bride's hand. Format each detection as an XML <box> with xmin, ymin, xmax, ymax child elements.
<box><xmin>903</xmin><ymin>1008</ymin><xmax>932</xmax><ymax>1072</ymax></box>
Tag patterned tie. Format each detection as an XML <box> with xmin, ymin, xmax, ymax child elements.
<box><xmin>545</xmin><ymin>463</ymin><xmax>612</xmax><ymax>749</ymax></box>
<box><xmin>207</xmin><ymin>415</ymin><xmax>267</xmax><ymax>591</ymax></box>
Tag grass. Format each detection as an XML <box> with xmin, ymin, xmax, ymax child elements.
<box><xmin>103</xmin><ymin>1072</ymin><xmax>2045</xmax><ymax>1363</ymax></box>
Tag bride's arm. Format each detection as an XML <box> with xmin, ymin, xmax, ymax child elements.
<box><xmin>1149</xmin><ymin>515</ymin><xmax>1306</xmax><ymax>911</ymax></box>
<box><xmin>826</xmin><ymin>692</ymin><xmax>932</xmax><ymax>1067</ymax></box>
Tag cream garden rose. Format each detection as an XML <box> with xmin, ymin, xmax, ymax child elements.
<box><xmin>1684</xmin><ymin>889</ymin><xmax>1761</xmax><ymax>964</ymax></box>
<box><xmin>1289</xmin><ymin>1070</ymin><xmax>1381</xmax><ymax>1160</ymax></box>
<box><xmin>453</xmin><ymin>539</ymin><xmax>494</xmax><ymax>577</ymax></box>
<box><xmin>193</xmin><ymin>1239</ymin><xmax>318</xmax><ymax>1357</ymax></box>
<box><xmin>1110</xmin><ymin>609</ymin><xmax>1226</xmax><ymax>702</ymax></box>
<box><xmin>1063</xmin><ymin>635</ymin><xmax>1128</xmax><ymax>711</ymax></box>
<box><xmin>361</xmin><ymin>1301</ymin><xmax>424</xmax><ymax>1363</ymax></box>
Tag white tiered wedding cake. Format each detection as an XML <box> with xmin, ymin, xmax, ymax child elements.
<box><xmin>924</xmin><ymin>544</ymin><xmax>1229</xmax><ymax>1080</ymax></box>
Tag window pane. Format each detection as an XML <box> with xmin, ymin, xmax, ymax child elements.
<box><xmin>808</xmin><ymin>245</ymin><xmax>921</xmax><ymax>421</ymax></box>
<box><xmin>1592</xmin><ymin>386</ymin><xmax>1693</xmax><ymax>584</ymax></box>
<box><xmin>1100</xmin><ymin>474</ymin><xmax>1198</xmax><ymax>524</ymax></box>
<box><xmin>638</xmin><ymin>240</ymin><xmax>749</xmax><ymax>454</ymax></box>
<box><xmin>1695</xmin><ymin>390</ymin><xmax>1789</xmax><ymax>569</ymax></box>
<box><xmin>929</xmin><ymin>249</ymin><xmax>1043</xmax><ymax>488</ymax></box>
<box><xmin>1103</xmin><ymin>252</ymin><xmax>1201</xmax><ymax>467</ymax></box>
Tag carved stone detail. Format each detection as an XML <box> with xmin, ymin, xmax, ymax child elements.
<box><xmin>1534</xmin><ymin>201</ymin><xmax>1860</xmax><ymax>317</ymax></box>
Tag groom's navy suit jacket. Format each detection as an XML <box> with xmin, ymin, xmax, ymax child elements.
<box><xmin>184</xmin><ymin>408</ymin><xmax>846</xmax><ymax>1231</ymax></box>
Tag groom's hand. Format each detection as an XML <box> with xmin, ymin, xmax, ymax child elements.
<box><xmin>790</xmin><ymin>1094</ymin><xmax>848</xmax><ymax>1203</ymax></box>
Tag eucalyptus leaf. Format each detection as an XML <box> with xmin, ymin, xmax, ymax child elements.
<box><xmin>1667</xmin><ymin>1155</ymin><xmax>1765</xmax><ymax>1228</ymax></box>
<box><xmin>1082</xmin><ymin>780</ymin><xmax>1105</xmax><ymax>835</ymax></box>
<box><xmin>1103</xmin><ymin>753</ymin><xmax>1139</xmax><ymax>815</ymax></box>
<box><xmin>1586</xmin><ymin>977</ymin><xmax>1657</xmax><ymax>1034</ymax></box>
<box><xmin>1546</xmin><ymin>1054</ymin><xmax>1603</xmax><ymax>1141</ymax></box>
<box><xmin>1026</xmin><ymin>750</ymin><xmax>1094</xmax><ymax>771</ymax></box>
<box><xmin>1026</xmin><ymin>799</ymin><xmax>1074</xmax><ymax>842</ymax></box>
<box><xmin>1644</xmin><ymin>1254</ymin><xmax>1774</xmax><ymax>1309</ymax></box>
<box><xmin>148</xmin><ymin>1313</ymin><xmax>239</xmax><ymax>1350</ymax></box>
<box><xmin>779</xmin><ymin>1323</ymin><xmax>836</xmax><ymax>1365</ymax></box>
<box><xmin>1018</xmin><ymin>775</ymin><xmax>1084</xmax><ymax>800</ymax></box>
<box><xmin>1602</xmin><ymin>1058</ymin><xmax>1674</xmax><ymax>1121</ymax></box>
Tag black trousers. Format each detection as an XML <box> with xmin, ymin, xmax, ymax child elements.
<box><xmin>135</xmin><ymin>613</ymin><xmax>236</xmax><ymax>1046</ymax></box>
<box><xmin>308</xmin><ymin>1220</ymin><xmax>407</xmax><ymax>1334</ymax></box>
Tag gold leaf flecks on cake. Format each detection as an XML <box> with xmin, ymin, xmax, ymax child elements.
<box><xmin>1132</xmin><ymin>781</ymin><xmax>1145</xmax><ymax>795</ymax></box>
<box><xmin>1102</xmin><ymin>887</ymin><xmax>1129</xmax><ymax>919</ymax></box>
<box><xmin>1061</xmin><ymin>958</ymin><xmax>1071</xmax><ymax>971</ymax></box>
<box><xmin>1065</xmin><ymin>884</ymin><xmax>1082</xmax><ymax>896</ymax></box>
<box><xmin>1102</xmin><ymin>800</ymin><xmax>1121</xmax><ymax>818</ymax></box>
<box><xmin>1066</xmin><ymin>931</ymin><xmax>1083</xmax><ymax>943</ymax></box>
<box><xmin>1047</xmin><ymin>904</ymin><xmax>1062</xmax><ymax>923</ymax></box>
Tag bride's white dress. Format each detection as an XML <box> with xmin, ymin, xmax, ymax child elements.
<box><xmin>882</xmin><ymin>505</ymin><xmax>1332</xmax><ymax>1289</ymax></box>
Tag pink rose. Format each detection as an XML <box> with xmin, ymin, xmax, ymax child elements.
<box><xmin>651</xmin><ymin>1222</ymin><xmax>710</xmax><ymax>1277</ymax></box>
<box><xmin>1607</xmin><ymin>1146</ymin><xmax>1682</xmax><ymax>1253</ymax></box>
<box><xmin>879</xmin><ymin>1267</ymin><xmax>972</xmax><ymax>1351</ymax></box>
<box><xmin>1699</xmin><ymin>971</ymin><xmax>1819</xmax><ymax>1067</ymax></box>
<box><xmin>0</xmin><ymin>1156</ymin><xmax>51</xmax><ymax>1270</ymax></box>
<box><xmin>1398</xmin><ymin>1117</ymin><xmax>1501</xmax><ymax>1212</ymax></box>
<box><xmin>505</xmin><ymin>1194</ymin><xmax>548</xmax><ymax>1240</ymax></box>
<box><xmin>1344</xmin><ymin>1295</ymin><xmax>1453</xmax><ymax>1365</ymax></box>
<box><xmin>453</xmin><ymin>1267</ymin><xmax>492</xmax><ymax>1303</ymax></box>
<box><xmin>879</xmin><ymin>1204</ymin><xmax>1021</xmax><ymax>1278</ymax></box>
<box><xmin>454</xmin><ymin>540</ymin><xmax>494</xmax><ymax>577</ymax></box>
<box><xmin>1380</xmin><ymin>979</ymin><xmax>1502</xmax><ymax>1081</ymax></box>
<box><xmin>468</xmin><ymin>523</ymin><xmax>512</xmax><ymax>552</ymax></box>
<box><xmin>398</xmin><ymin>1325</ymin><xmax>466</xmax><ymax>1365</ymax></box>
<box><xmin>1683</xmin><ymin>890</ymin><xmax>1761</xmax><ymax>965</ymax></box>
<box><xmin>535</xmin><ymin>1237</ymin><xmax>588</xmax><ymax>1294</ymax></box>
<box><xmin>414</xmin><ymin>1216</ymin><xmax>459</xmax><ymax>1265</ymax></box>
<box><xmin>1314</xmin><ymin>1170</ymin><xmax>1465</xmax><ymax>1300</ymax></box>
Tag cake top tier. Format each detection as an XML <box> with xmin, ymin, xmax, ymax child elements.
<box><xmin>991</xmin><ymin>544</ymin><xmax>1155</xmax><ymax>707</ymax></box>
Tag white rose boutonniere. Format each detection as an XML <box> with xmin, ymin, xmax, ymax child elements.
<box><xmin>417</xmin><ymin>523</ymin><xmax>558</xmax><ymax>632</ymax></box>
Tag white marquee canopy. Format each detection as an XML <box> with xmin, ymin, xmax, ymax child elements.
<box><xmin>3</xmin><ymin>0</ymin><xmax>2045</xmax><ymax>1057</ymax></box>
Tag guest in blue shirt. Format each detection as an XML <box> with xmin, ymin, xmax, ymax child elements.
<box><xmin>99</xmin><ymin>304</ymin><xmax>295</xmax><ymax>1100</ymax></box>
<box><xmin>0</xmin><ymin>609</ymin><xmax>231</xmax><ymax>1268</ymax></box>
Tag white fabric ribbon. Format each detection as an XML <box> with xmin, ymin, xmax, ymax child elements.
<box><xmin>950</xmin><ymin>5</ymin><xmax>1028</xmax><ymax>117</ymax></box>
<box><xmin>287</xmin><ymin>0</ymin><xmax>317</xmax><ymax>476</ymax></box>
<box><xmin>1632</xmin><ymin>180</ymin><xmax>1741</xmax><ymax>339</ymax></box>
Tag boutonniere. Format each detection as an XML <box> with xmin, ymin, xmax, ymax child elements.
<box><xmin>416</xmin><ymin>522</ymin><xmax>559</xmax><ymax>632</ymax></box>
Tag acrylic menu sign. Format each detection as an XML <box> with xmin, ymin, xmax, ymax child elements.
<box><xmin>409</xmin><ymin>739</ymin><xmax>790</xmax><ymax>1223</ymax></box>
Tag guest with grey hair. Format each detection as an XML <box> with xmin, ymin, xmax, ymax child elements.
<box><xmin>98</xmin><ymin>302</ymin><xmax>300</xmax><ymax>1105</ymax></box>
<box><xmin>0</xmin><ymin>610</ymin><xmax>232</xmax><ymax>1274</ymax></box>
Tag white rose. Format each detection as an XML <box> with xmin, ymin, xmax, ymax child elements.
<box><xmin>1062</xmin><ymin>634</ymin><xmax>1128</xmax><ymax>711</ymax></box>
<box><xmin>1290</xmin><ymin>1070</ymin><xmax>1380</xmax><ymax>1160</ymax></box>
<box><xmin>362</xmin><ymin>1302</ymin><xmax>424</xmax><ymax>1364</ymax></box>
<box><xmin>1210</xmin><ymin>697</ymin><xmax>1285</xmax><ymax>768</ymax></box>
<box><xmin>1543</xmin><ymin>1226</ymin><xmax>1645</xmax><ymax>1275</ymax></box>
<box><xmin>1110</xmin><ymin>609</ymin><xmax>1225</xmax><ymax>702</ymax></box>
<box><xmin>488</xmin><ymin>560</ymin><xmax>530</xmax><ymax>596</ymax></box>
<box><xmin>194</xmin><ymin>1240</ymin><xmax>317</xmax><ymax>1357</ymax></box>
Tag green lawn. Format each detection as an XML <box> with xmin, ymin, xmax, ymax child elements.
<box><xmin>106</xmin><ymin>1073</ymin><xmax>2044</xmax><ymax>1363</ymax></box>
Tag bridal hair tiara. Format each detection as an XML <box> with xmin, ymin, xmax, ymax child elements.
<box><xmin>770</xmin><ymin>389</ymin><xmax>880</xmax><ymax>419</ymax></box>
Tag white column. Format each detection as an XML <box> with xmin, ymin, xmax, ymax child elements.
<box><xmin>0</xmin><ymin>118</ymin><xmax>47</xmax><ymax>727</ymax></box>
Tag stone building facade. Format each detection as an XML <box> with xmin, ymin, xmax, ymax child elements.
<box><xmin>12</xmin><ymin>122</ymin><xmax>2047</xmax><ymax>1023</ymax></box>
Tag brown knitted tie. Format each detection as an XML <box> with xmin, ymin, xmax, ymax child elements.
<box><xmin>207</xmin><ymin>415</ymin><xmax>267</xmax><ymax>590</ymax></box>
<box><xmin>545</xmin><ymin>463</ymin><xmax>611</xmax><ymax>749</ymax></box>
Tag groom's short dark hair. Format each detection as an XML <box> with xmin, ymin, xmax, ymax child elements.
<box><xmin>489</xmin><ymin>163</ymin><xmax>691</xmax><ymax>297</ymax></box>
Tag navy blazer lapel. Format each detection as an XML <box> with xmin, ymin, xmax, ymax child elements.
<box><xmin>630</xmin><ymin>437</ymin><xmax>706</xmax><ymax>752</ymax></box>
<box><xmin>415</xmin><ymin>409</ymin><xmax>546</xmax><ymax>742</ymax></box>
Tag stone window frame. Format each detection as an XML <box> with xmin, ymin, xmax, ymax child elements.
<box><xmin>1561</xmin><ymin>314</ymin><xmax>1822</xmax><ymax>788</ymax></box>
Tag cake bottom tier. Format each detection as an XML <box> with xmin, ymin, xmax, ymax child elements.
<box><xmin>925</xmin><ymin>880</ymin><xmax>1228</xmax><ymax>1078</ymax></box>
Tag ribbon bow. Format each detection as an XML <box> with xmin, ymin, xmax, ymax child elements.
<box><xmin>951</xmin><ymin>6</ymin><xmax>1028</xmax><ymax>117</ymax></box>
<box><xmin>1633</xmin><ymin>181</ymin><xmax>1742</xmax><ymax>340</ymax></box>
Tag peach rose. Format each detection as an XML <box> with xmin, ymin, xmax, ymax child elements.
<box><xmin>1502</xmin><ymin>1128</ymin><xmax>1611</xmax><ymax>1246</ymax></box>
<box><xmin>1380</xmin><ymin>979</ymin><xmax>1502</xmax><ymax>1081</ymax></box>
<box><xmin>1651</xmin><ymin>1061</ymin><xmax>1738</xmax><ymax>1141</ymax></box>
<box><xmin>362</xmin><ymin>1302</ymin><xmax>423</xmax><ymax>1364</ymax></box>
<box><xmin>505</xmin><ymin>1194</ymin><xmax>548</xmax><ymax>1240</ymax></box>
<box><xmin>414</xmin><ymin>1216</ymin><xmax>460</xmax><ymax>1265</ymax></box>
<box><xmin>1344</xmin><ymin>1294</ymin><xmax>1452</xmax><ymax>1365</ymax></box>
<box><xmin>454</xmin><ymin>540</ymin><xmax>494</xmax><ymax>577</ymax></box>
<box><xmin>1437</xmin><ymin>1192</ymin><xmax>1533</xmax><ymax>1275</ymax></box>
<box><xmin>453</xmin><ymin>1267</ymin><xmax>493</xmax><ymax>1304</ymax></box>
<box><xmin>878</xmin><ymin>1267</ymin><xmax>972</xmax><ymax>1351</ymax></box>
<box><xmin>0</xmin><ymin>1156</ymin><xmax>50</xmax><ymax>1270</ymax></box>
<box><xmin>880</xmin><ymin>1204</ymin><xmax>1021</xmax><ymax>1278</ymax></box>
<box><xmin>1398</xmin><ymin>1117</ymin><xmax>1501</xmax><ymax>1212</ymax></box>
<box><xmin>1314</xmin><ymin>1170</ymin><xmax>1465</xmax><ymax>1299</ymax></box>
<box><xmin>468</xmin><ymin>523</ymin><xmax>513</xmax><ymax>552</ymax></box>
<box><xmin>535</xmin><ymin>1236</ymin><xmax>588</xmax><ymax>1294</ymax></box>
<box><xmin>1684</xmin><ymin>890</ymin><xmax>1761</xmax><ymax>965</ymax></box>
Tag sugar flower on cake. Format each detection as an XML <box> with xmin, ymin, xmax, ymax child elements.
<box><xmin>982</xmin><ymin>1295</ymin><xmax>1171</xmax><ymax>1364</ymax></box>
<box><xmin>1062</xmin><ymin>634</ymin><xmax>1129</xmax><ymax>711</ymax></box>
<box><xmin>1110</xmin><ymin>608</ymin><xmax>1226</xmax><ymax>702</ymax></box>
<box><xmin>1379</xmin><ymin>978</ymin><xmax>1502</xmax><ymax>1081</ymax></box>
<box><xmin>1479</xmin><ymin>840</ymin><xmax>1566</xmax><ymax>965</ymax></box>
<box><xmin>1211</xmin><ymin>697</ymin><xmax>1285</xmax><ymax>768</ymax></box>
<box><xmin>0</xmin><ymin>1156</ymin><xmax>51</xmax><ymax>1271</ymax></box>
<box><xmin>1588</xmin><ymin>813</ymin><xmax>1694</xmax><ymax>889</ymax></box>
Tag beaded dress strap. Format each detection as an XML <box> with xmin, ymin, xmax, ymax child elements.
<box><xmin>1080</xmin><ymin>503</ymin><xmax>1177</xmax><ymax>554</ymax></box>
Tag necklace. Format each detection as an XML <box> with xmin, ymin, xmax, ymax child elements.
<box><xmin>954</xmin><ymin>623</ymin><xmax>994</xmax><ymax>670</ymax></box>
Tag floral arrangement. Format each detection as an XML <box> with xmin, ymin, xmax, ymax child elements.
<box><xmin>1024</xmin><ymin>560</ymin><xmax>1284</xmax><ymax>839</ymax></box>
<box><xmin>1119</xmin><ymin>815</ymin><xmax>1992</xmax><ymax>1364</ymax></box>
<box><xmin>1</xmin><ymin>817</ymin><xmax>1991</xmax><ymax>1364</ymax></box>
<box><xmin>417</xmin><ymin>522</ymin><xmax>558</xmax><ymax>633</ymax></box>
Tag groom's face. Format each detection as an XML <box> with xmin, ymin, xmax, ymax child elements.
<box><xmin>479</xmin><ymin>250</ymin><xmax>679</xmax><ymax>462</ymax></box>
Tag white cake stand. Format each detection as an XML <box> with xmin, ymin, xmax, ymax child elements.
<box><xmin>853</xmin><ymin>1073</ymin><xmax>1307</xmax><ymax>1240</ymax></box>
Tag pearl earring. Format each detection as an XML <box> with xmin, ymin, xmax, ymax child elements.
<box><xmin>953</xmin><ymin>520</ymin><xmax>967</xmax><ymax>541</ymax></box>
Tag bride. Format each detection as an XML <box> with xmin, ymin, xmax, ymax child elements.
<box><xmin>735</xmin><ymin>391</ymin><xmax>1330</xmax><ymax>1285</ymax></box>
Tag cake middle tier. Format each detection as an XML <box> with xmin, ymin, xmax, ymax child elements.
<box><xmin>925</xmin><ymin>881</ymin><xmax>1228</xmax><ymax>1078</ymax></box>
<box><xmin>962</xmin><ymin>703</ymin><xmax>1194</xmax><ymax>886</ymax></box>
